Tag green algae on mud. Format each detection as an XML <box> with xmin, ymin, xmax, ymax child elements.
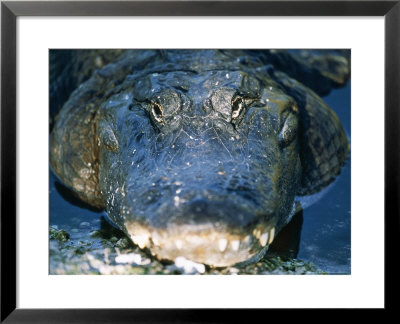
<box><xmin>50</xmin><ymin>227</ymin><xmax>70</xmax><ymax>243</ymax></box>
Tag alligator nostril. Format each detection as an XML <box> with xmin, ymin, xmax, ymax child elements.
<box><xmin>190</xmin><ymin>199</ymin><xmax>208</xmax><ymax>214</ymax></box>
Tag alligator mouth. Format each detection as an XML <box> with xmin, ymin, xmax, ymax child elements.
<box><xmin>120</xmin><ymin>186</ymin><xmax>282</xmax><ymax>267</ymax></box>
<box><xmin>124</xmin><ymin>220</ymin><xmax>278</xmax><ymax>267</ymax></box>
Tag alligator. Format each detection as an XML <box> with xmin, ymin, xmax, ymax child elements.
<box><xmin>50</xmin><ymin>49</ymin><xmax>350</xmax><ymax>267</ymax></box>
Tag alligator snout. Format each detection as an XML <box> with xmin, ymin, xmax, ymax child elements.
<box><xmin>118</xmin><ymin>146</ymin><xmax>286</xmax><ymax>266</ymax></box>
<box><xmin>124</xmin><ymin>195</ymin><xmax>279</xmax><ymax>267</ymax></box>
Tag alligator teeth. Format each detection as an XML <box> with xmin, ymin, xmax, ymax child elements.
<box><xmin>231</xmin><ymin>240</ymin><xmax>240</xmax><ymax>251</ymax></box>
<box><xmin>218</xmin><ymin>238</ymin><xmax>228</xmax><ymax>252</ymax></box>
<box><xmin>175</xmin><ymin>240</ymin><xmax>183</xmax><ymax>250</ymax></box>
<box><xmin>253</xmin><ymin>229</ymin><xmax>261</xmax><ymax>239</ymax></box>
<box><xmin>259</xmin><ymin>232</ymin><xmax>269</xmax><ymax>247</ymax></box>
<box><xmin>151</xmin><ymin>233</ymin><xmax>161</xmax><ymax>246</ymax></box>
<box><xmin>268</xmin><ymin>227</ymin><xmax>275</xmax><ymax>244</ymax></box>
<box><xmin>131</xmin><ymin>235</ymin><xmax>149</xmax><ymax>249</ymax></box>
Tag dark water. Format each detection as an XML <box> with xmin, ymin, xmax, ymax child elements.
<box><xmin>49</xmin><ymin>83</ymin><xmax>351</xmax><ymax>274</ymax></box>
<box><xmin>49</xmin><ymin>172</ymin><xmax>106</xmax><ymax>248</ymax></box>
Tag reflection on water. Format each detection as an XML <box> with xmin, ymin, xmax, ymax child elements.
<box><xmin>49</xmin><ymin>83</ymin><xmax>351</xmax><ymax>274</ymax></box>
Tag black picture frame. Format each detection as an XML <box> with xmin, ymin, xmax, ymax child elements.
<box><xmin>1</xmin><ymin>0</ymin><xmax>397</xmax><ymax>322</ymax></box>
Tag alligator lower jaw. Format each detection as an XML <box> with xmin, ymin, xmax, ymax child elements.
<box><xmin>124</xmin><ymin>222</ymin><xmax>278</xmax><ymax>267</ymax></box>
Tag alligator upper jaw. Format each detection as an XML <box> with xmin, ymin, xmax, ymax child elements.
<box><xmin>113</xmin><ymin>176</ymin><xmax>284</xmax><ymax>266</ymax></box>
<box><xmin>125</xmin><ymin>221</ymin><xmax>278</xmax><ymax>267</ymax></box>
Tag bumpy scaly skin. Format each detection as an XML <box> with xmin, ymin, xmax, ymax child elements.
<box><xmin>50</xmin><ymin>50</ymin><xmax>125</xmax><ymax>129</ymax></box>
<box><xmin>50</xmin><ymin>50</ymin><xmax>350</xmax><ymax>267</ymax></box>
<box><xmin>272</xmin><ymin>71</ymin><xmax>350</xmax><ymax>195</ymax></box>
<box><xmin>51</xmin><ymin>76</ymin><xmax>104</xmax><ymax>208</ymax></box>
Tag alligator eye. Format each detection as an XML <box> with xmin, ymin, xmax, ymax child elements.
<box><xmin>231</xmin><ymin>96</ymin><xmax>247</xmax><ymax>127</ymax></box>
<box><xmin>232</xmin><ymin>97</ymin><xmax>244</xmax><ymax>119</ymax></box>
<box><xmin>150</xmin><ymin>102</ymin><xmax>164</xmax><ymax>126</ymax></box>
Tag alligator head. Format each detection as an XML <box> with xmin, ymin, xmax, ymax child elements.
<box><xmin>50</xmin><ymin>50</ymin><xmax>349</xmax><ymax>267</ymax></box>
